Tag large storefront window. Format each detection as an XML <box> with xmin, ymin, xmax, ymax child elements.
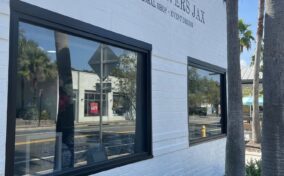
<box><xmin>188</xmin><ymin>58</ymin><xmax>226</xmax><ymax>143</ymax></box>
<box><xmin>12</xmin><ymin>21</ymin><xmax>151</xmax><ymax>175</ymax></box>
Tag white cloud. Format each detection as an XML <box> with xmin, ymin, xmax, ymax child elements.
<box><xmin>47</xmin><ymin>50</ymin><xmax>56</xmax><ymax>54</ymax></box>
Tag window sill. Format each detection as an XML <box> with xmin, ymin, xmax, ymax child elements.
<box><xmin>53</xmin><ymin>152</ymin><xmax>153</xmax><ymax>176</ymax></box>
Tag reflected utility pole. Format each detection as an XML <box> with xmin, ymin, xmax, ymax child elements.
<box><xmin>88</xmin><ymin>44</ymin><xmax>118</xmax><ymax>162</ymax></box>
<box><xmin>99</xmin><ymin>44</ymin><xmax>104</xmax><ymax>145</ymax></box>
<box><xmin>89</xmin><ymin>44</ymin><xmax>119</xmax><ymax>147</ymax></box>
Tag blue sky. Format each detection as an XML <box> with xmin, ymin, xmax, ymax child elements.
<box><xmin>239</xmin><ymin>0</ymin><xmax>258</xmax><ymax>67</ymax></box>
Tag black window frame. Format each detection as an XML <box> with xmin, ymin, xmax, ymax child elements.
<box><xmin>6</xmin><ymin>1</ymin><xmax>152</xmax><ymax>175</ymax></box>
<box><xmin>187</xmin><ymin>57</ymin><xmax>227</xmax><ymax>146</ymax></box>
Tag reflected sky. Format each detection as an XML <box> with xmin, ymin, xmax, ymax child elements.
<box><xmin>188</xmin><ymin>66</ymin><xmax>220</xmax><ymax>83</ymax></box>
<box><xmin>20</xmin><ymin>22</ymin><xmax>126</xmax><ymax>72</ymax></box>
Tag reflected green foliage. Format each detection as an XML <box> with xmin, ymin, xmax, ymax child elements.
<box><xmin>246</xmin><ymin>160</ymin><xmax>261</xmax><ymax>176</ymax></box>
<box><xmin>111</xmin><ymin>52</ymin><xmax>137</xmax><ymax>120</ymax></box>
<box><xmin>188</xmin><ymin>67</ymin><xmax>220</xmax><ymax>115</ymax></box>
<box><xmin>18</xmin><ymin>31</ymin><xmax>57</xmax><ymax>99</ymax></box>
<box><xmin>41</xmin><ymin>110</ymin><xmax>50</xmax><ymax>120</ymax></box>
<box><xmin>239</xmin><ymin>19</ymin><xmax>255</xmax><ymax>53</ymax></box>
<box><xmin>18</xmin><ymin>106</ymin><xmax>38</xmax><ymax>120</ymax></box>
<box><xmin>17</xmin><ymin>31</ymin><xmax>57</xmax><ymax>121</ymax></box>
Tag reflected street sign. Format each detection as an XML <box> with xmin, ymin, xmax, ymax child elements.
<box><xmin>88</xmin><ymin>44</ymin><xmax>119</xmax><ymax>80</ymax></box>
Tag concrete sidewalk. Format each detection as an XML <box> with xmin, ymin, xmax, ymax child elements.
<box><xmin>245</xmin><ymin>142</ymin><xmax>261</xmax><ymax>163</ymax></box>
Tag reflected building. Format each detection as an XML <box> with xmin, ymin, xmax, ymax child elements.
<box><xmin>72</xmin><ymin>70</ymin><xmax>133</xmax><ymax>123</ymax></box>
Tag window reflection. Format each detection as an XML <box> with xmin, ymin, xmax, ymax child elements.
<box><xmin>188</xmin><ymin>66</ymin><xmax>222</xmax><ymax>141</ymax></box>
<box><xmin>15</xmin><ymin>22</ymin><xmax>141</xmax><ymax>175</ymax></box>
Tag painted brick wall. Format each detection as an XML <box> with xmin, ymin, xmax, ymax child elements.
<box><xmin>0</xmin><ymin>0</ymin><xmax>227</xmax><ymax>175</ymax></box>
<box><xmin>0</xmin><ymin>0</ymin><xmax>9</xmax><ymax>175</ymax></box>
<box><xmin>96</xmin><ymin>138</ymin><xmax>226</xmax><ymax>176</ymax></box>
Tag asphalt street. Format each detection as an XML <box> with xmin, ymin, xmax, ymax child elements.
<box><xmin>14</xmin><ymin>122</ymin><xmax>135</xmax><ymax>175</ymax></box>
<box><xmin>14</xmin><ymin>118</ymin><xmax>221</xmax><ymax>175</ymax></box>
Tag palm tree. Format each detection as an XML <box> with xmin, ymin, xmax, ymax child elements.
<box><xmin>251</xmin><ymin>0</ymin><xmax>265</xmax><ymax>144</ymax></box>
<box><xmin>262</xmin><ymin>0</ymin><xmax>284</xmax><ymax>175</ymax></box>
<box><xmin>225</xmin><ymin>0</ymin><xmax>245</xmax><ymax>175</ymax></box>
<box><xmin>239</xmin><ymin>19</ymin><xmax>255</xmax><ymax>52</ymax></box>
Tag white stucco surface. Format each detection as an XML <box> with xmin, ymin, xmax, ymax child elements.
<box><xmin>0</xmin><ymin>0</ymin><xmax>9</xmax><ymax>174</ymax></box>
<box><xmin>0</xmin><ymin>0</ymin><xmax>227</xmax><ymax>175</ymax></box>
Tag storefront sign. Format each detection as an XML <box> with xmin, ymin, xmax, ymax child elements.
<box><xmin>90</xmin><ymin>102</ymin><xmax>99</xmax><ymax>114</ymax></box>
<box><xmin>141</xmin><ymin>0</ymin><xmax>206</xmax><ymax>28</ymax></box>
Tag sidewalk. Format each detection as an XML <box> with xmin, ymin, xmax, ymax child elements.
<box><xmin>245</xmin><ymin>141</ymin><xmax>261</xmax><ymax>163</ymax></box>
<box><xmin>16</xmin><ymin>120</ymin><xmax>135</xmax><ymax>132</ymax></box>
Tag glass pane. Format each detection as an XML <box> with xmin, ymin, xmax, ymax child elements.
<box><xmin>15</xmin><ymin>22</ymin><xmax>141</xmax><ymax>175</ymax></box>
<box><xmin>188</xmin><ymin>66</ymin><xmax>222</xmax><ymax>141</ymax></box>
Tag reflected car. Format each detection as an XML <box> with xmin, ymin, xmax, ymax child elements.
<box><xmin>189</xmin><ymin>107</ymin><xmax>207</xmax><ymax>116</ymax></box>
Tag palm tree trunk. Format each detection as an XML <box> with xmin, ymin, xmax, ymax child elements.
<box><xmin>225</xmin><ymin>0</ymin><xmax>245</xmax><ymax>175</ymax></box>
<box><xmin>262</xmin><ymin>0</ymin><xmax>284</xmax><ymax>175</ymax></box>
<box><xmin>251</xmin><ymin>0</ymin><xmax>264</xmax><ymax>144</ymax></box>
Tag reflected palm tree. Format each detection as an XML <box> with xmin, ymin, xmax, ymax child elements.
<box><xmin>18</xmin><ymin>31</ymin><xmax>57</xmax><ymax>125</ymax></box>
<box><xmin>54</xmin><ymin>32</ymin><xmax>75</xmax><ymax>170</ymax></box>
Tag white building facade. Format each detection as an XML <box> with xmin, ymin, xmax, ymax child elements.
<box><xmin>0</xmin><ymin>0</ymin><xmax>227</xmax><ymax>175</ymax></box>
